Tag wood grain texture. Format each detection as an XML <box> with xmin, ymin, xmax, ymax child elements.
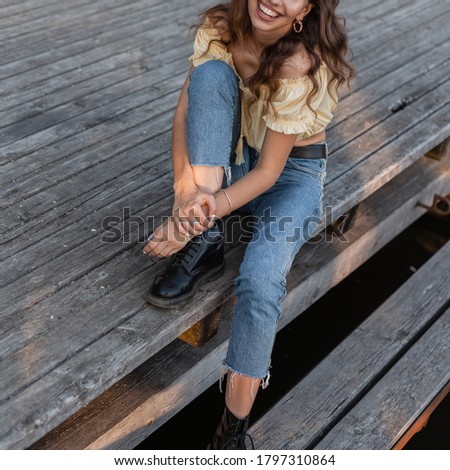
<box><xmin>392</xmin><ymin>381</ymin><xmax>450</xmax><ymax>449</ymax></box>
<box><xmin>314</xmin><ymin>309</ymin><xmax>450</xmax><ymax>450</ymax></box>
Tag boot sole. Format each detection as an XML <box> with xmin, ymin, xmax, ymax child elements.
<box><xmin>146</xmin><ymin>260</ymin><xmax>226</xmax><ymax>309</ymax></box>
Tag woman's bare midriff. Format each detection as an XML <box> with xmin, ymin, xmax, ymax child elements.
<box><xmin>293</xmin><ymin>129</ymin><xmax>326</xmax><ymax>147</ymax></box>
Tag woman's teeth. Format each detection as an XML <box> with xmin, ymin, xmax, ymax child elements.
<box><xmin>258</xmin><ymin>2</ymin><xmax>280</xmax><ymax>19</ymax></box>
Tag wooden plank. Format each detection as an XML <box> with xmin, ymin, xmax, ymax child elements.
<box><xmin>343</xmin><ymin>0</ymin><xmax>413</xmax><ymax>29</ymax></box>
<box><xmin>325</xmin><ymin>99</ymin><xmax>450</xmax><ymax>220</ymax></box>
<box><xmin>3</xmin><ymin>8</ymin><xmax>445</xmax><ymax>163</ymax></box>
<box><xmin>352</xmin><ymin>13</ymin><xmax>450</xmax><ymax>75</ymax></box>
<box><xmin>314</xmin><ymin>309</ymin><xmax>450</xmax><ymax>450</ymax></box>
<box><xmin>0</xmin><ymin>27</ymin><xmax>189</xmax><ymax>118</ymax></box>
<box><xmin>3</xmin><ymin>0</ymin><xmax>442</xmax><ymax>104</ymax></box>
<box><xmin>8</xmin><ymin>150</ymin><xmax>448</xmax><ymax>448</ymax></box>
<box><xmin>4</xmin><ymin>98</ymin><xmax>446</xmax><ymax>364</ymax></box>
<box><xmin>0</xmin><ymin>55</ymin><xmax>446</xmax><ymax>284</ymax></box>
<box><xmin>0</xmin><ymin>1</ymin><xmax>208</xmax><ymax>84</ymax></box>
<box><xmin>31</xmin><ymin>307</ymin><xmax>235</xmax><ymax>450</ymax></box>
<box><xmin>0</xmin><ymin>0</ymin><xmax>84</xmax><ymax>19</ymax></box>
<box><xmin>0</xmin><ymin>18</ymin><xmax>196</xmax><ymax>109</ymax></box>
<box><xmin>0</xmin><ymin>2</ymin><xmax>446</xmax><ymax>77</ymax></box>
<box><xmin>1</xmin><ymin>0</ymin><xmax>141</xmax><ymax>40</ymax></box>
<box><xmin>329</xmin><ymin>61</ymin><xmax>450</xmax><ymax>163</ymax></box>
<box><xmin>1</xmin><ymin>1</ymin><xmax>183</xmax><ymax>66</ymax></box>
<box><xmin>0</xmin><ymin>80</ymin><xmax>184</xmax><ymax>233</ymax></box>
<box><xmin>0</xmin><ymin>114</ymin><xmax>176</xmax><ymax>250</ymax></box>
<box><xmin>332</xmin><ymin>40</ymin><xmax>450</xmax><ymax>130</ymax></box>
<box><xmin>328</xmin><ymin>46</ymin><xmax>450</xmax><ymax>153</ymax></box>
<box><xmin>393</xmin><ymin>381</ymin><xmax>450</xmax><ymax>449</ymax></box>
<box><xmin>279</xmin><ymin>152</ymin><xmax>450</xmax><ymax>331</ymax></box>
<box><xmin>2</xmin><ymin>8</ymin><xmax>446</xmax><ymax>178</ymax></box>
<box><xmin>0</xmin><ymin>205</ymin><xmax>242</xmax><ymax>361</ymax></box>
<box><xmin>343</xmin><ymin>1</ymin><xmax>450</xmax><ymax>72</ymax></box>
<box><xmin>0</xmin><ymin>58</ymin><xmax>187</xmax><ymax>158</ymax></box>
<box><xmin>0</xmin><ymin>0</ymin><xmax>163</xmax><ymax>44</ymax></box>
<box><xmin>0</xmin><ymin>48</ymin><xmax>190</xmax><ymax>145</ymax></box>
<box><xmin>250</xmin><ymin>241</ymin><xmax>450</xmax><ymax>450</ymax></box>
<box><xmin>29</xmin><ymin>150</ymin><xmax>450</xmax><ymax>450</ymax></box>
<box><xmin>426</xmin><ymin>137</ymin><xmax>450</xmax><ymax>161</ymax></box>
<box><xmin>0</xmin><ymin>242</ymin><xmax>245</xmax><ymax>449</ymax></box>
<box><xmin>0</xmin><ymin>49</ymin><xmax>189</xmax><ymax>158</ymax></box>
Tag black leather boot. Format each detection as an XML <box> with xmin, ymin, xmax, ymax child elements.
<box><xmin>207</xmin><ymin>404</ymin><xmax>255</xmax><ymax>450</ymax></box>
<box><xmin>147</xmin><ymin>218</ymin><xmax>225</xmax><ymax>308</ymax></box>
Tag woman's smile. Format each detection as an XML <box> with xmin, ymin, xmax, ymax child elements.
<box><xmin>256</xmin><ymin>1</ymin><xmax>283</xmax><ymax>22</ymax></box>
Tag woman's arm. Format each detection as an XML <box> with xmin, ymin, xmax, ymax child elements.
<box><xmin>172</xmin><ymin>64</ymin><xmax>196</xmax><ymax>191</ymax></box>
<box><xmin>212</xmin><ymin>128</ymin><xmax>299</xmax><ymax>219</ymax></box>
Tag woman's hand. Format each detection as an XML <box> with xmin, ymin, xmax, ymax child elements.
<box><xmin>173</xmin><ymin>182</ymin><xmax>218</xmax><ymax>237</ymax></box>
<box><xmin>144</xmin><ymin>190</ymin><xmax>216</xmax><ymax>258</ymax></box>
<box><xmin>143</xmin><ymin>181</ymin><xmax>220</xmax><ymax>259</ymax></box>
<box><xmin>143</xmin><ymin>216</ymin><xmax>191</xmax><ymax>258</ymax></box>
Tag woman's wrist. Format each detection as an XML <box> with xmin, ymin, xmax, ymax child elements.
<box><xmin>173</xmin><ymin>168</ymin><xmax>197</xmax><ymax>194</ymax></box>
<box><xmin>213</xmin><ymin>188</ymin><xmax>234</xmax><ymax>220</ymax></box>
<box><xmin>219</xmin><ymin>188</ymin><xmax>233</xmax><ymax>215</ymax></box>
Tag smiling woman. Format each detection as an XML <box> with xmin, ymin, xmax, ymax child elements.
<box><xmin>142</xmin><ymin>0</ymin><xmax>354</xmax><ymax>450</ymax></box>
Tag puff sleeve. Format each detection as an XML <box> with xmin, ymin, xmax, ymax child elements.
<box><xmin>262</xmin><ymin>63</ymin><xmax>339</xmax><ymax>139</ymax></box>
<box><xmin>188</xmin><ymin>17</ymin><xmax>230</xmax><ymax>67</ymax></box>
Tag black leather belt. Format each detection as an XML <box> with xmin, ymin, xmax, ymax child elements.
<box><xmin>289</xmin><ymin>142</ymin><xmax>328</xmax><ymax>159</ymax></box>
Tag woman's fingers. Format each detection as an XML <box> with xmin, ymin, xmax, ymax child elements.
<box><xmin>176</xmin><ymin>206</ymin><xmax>207</xmax><ymax>236</ymax></box>
<box><xmin>156</xmin><ymin>245</ymin><xmax>174</xmax><ymax>258</ymax></box>
<box><xmin>203</xmin><ymin>193</ymin><xmax>217</xmax><ymax>219</ymax></box>
<box><xmin>178</xmin><ymin>214</ymin><xmax>200</xmax><ymax>236</ymax></box>
<box><xmin>173</xmin><ymin>210</ymin><xmax>191</xmax><ymax>237</ymax></box>
<box><xmin>191</xmin><ymin>202</ymin><xmax>210</xmax><ymax>227</ymax></box>
<box><xmin>143</xmin><ymin>218</ymin><xmax>191</xmax><ymax>258</ymax></box>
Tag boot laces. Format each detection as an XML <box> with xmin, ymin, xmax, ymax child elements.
<box><xmin>222</xmin><ymin>430</ymin><xmax>255</xmax><ymax>450</ymax></box>
<box><xmin>170</xmin><ymin>237</ymin><xmax>202</xmax><ymax>269</ymax></box>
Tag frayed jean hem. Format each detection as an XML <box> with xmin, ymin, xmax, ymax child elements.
<box><xmin>190</xmin><ymin>163</ymin><xmax>233</xmax><ymax>188</ymax></box>
<box><xmin>219</xmin><ymin>360</ymin><xmax>271</xmax><ymax>401</ymax></box>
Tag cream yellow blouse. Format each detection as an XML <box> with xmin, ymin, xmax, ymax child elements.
<box><xmin>188</xmin><ymin>18</ymin><xmax>339</xmax><ymax>165</ymax></box>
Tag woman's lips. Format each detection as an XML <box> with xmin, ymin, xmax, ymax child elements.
<box><xmin>256</xmin><ymin>1</ymin><xmax>282</xmax><ymax>22</ymax></box>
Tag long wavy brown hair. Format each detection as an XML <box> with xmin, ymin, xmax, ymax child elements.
<box><xmin>190</xmin><ymin>0</ymin><xmax>355</xmax><ymax>119</ymax></box>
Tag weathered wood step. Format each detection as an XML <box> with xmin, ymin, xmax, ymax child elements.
<box><xmin>314</xmin><ymin>308</ymin><xmax>450</xmax><ymax>449</ymax></box>
<box><xmin>30</xmin><ymin>150</ymin><xmax>450</xmax><ymax>449</ymax></box>
<box><xmin>250</xmin><ymin>241</ymin><xmax>450</xmax><ymax>450</ymax></box>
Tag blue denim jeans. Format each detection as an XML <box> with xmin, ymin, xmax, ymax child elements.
<box><xmin>186</xmin><ymin>60</ymin><xmax>326</xmax><ymax>398</ymax></box>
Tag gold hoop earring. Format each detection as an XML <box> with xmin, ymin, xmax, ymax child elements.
<box><xmin>293</xmin><ymin>19</ymin><xmax>303</xmax><ymax>33</ymax></box>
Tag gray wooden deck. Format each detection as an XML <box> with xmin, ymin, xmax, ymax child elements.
<box><xmin>1</xmin><ymin>0</ymin><xmax>450</xmax><ymax>449</ymax></box>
